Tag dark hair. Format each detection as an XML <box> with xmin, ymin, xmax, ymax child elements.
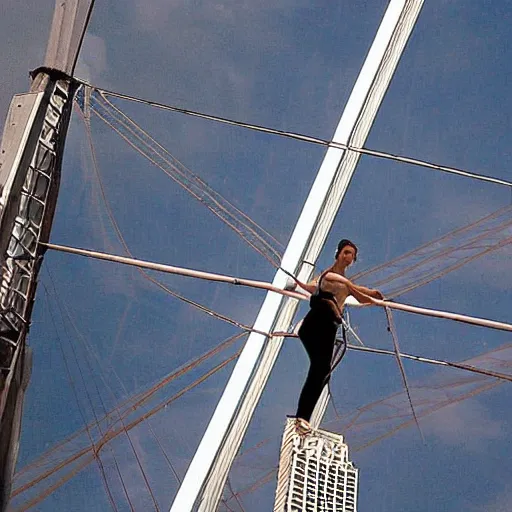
<box><xmin>335</xmin><ymin>239</ymin><xmax>358</xmax><ymax>261</ymax></box>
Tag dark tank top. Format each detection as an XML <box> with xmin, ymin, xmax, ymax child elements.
<box><xmin>309</xmin><ymin>272</ymin><xmax>343</xmax><ymax>324</ymax></box>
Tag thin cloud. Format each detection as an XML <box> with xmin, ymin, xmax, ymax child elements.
<box><xmin>76</xmin><ymin>33</ymin><xmax>109</xmax><ymax>84</ymax></box>
<box><xmin>423</xmin><ymin>400</ymin><xmax>504</xmax><ymax>450</ymax></box>
<box><xmin>480</xmin><ymin>488</ymin><xmax>512</xmax><ymax>512</ymax></box>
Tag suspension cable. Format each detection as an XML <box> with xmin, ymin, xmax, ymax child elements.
<box><xmin>347</xmin><ymin>344</ymin><xmax>512</xmax><ymax>383</ymax></box>
<box><xmin>384</xmin><ymin>307</ymin><xmax>423</xmax><ymax>441</ymax></box>
<box><xmin>49</xmin><ymin>280</ymin><xmax>159</xmax><ymax>511</ymax></box>
<box><xmin>80</xmin><ymin>94</ymin><xmax>283</xmax><ymax>267</ymax></box>
<box><xmin>12</xmin><ymin>350</ymin><xmax>242</xmax><ymax>507</ymax></box>
<box><xmin>74</xmin><ymin>80</ymin><xmax>512</xmax><ymax>189</ymax></box>
<box><xmin>41</xmin><ymin>281</ymin><xmax>119</xmax><ymax>512</ymax></box>
<box><xmin>44</xmin><ymin>269</ymin><xmax>138</xmax><ymax>511</ymax></box>
<box><xmin>280</xmin><ymin>332</ymin><xmax>512</xmax><ymax>384</ymax></box>
<box><xmin>76</xmin><ymin>104</ymin><xmax>275</xmax><ymax>339</ymax></box>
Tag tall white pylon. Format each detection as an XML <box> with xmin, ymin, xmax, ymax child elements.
<box><xmin>171</xmin><ymin>1</ymin><xmax>425</xmax><ymax>510</ymax></box>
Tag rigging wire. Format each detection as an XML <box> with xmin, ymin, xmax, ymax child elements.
<box><xmin>75</xmin><ymin>102</ymin><xmax>281</xmax><ymax>337</ymax></box>
<box><xmin>74</xmin><ymin>81</ymin><xmax>512</xmax><ymax>189</ymax></box>
<box><xmin>96</xmin><ymin>92</ymin><xmax>284</xmax><ymax>252</ymax></box>
<box><xmin>12</xmin><ymin>349</ymin><xmax>243</xmax><ymax>509</ymax></box>
<box><xmin>347</xmin><ymin>344</ymin><xmax>512</xmax><ymax>383</ymax></box>
<box><xmin>13</xmin><ymin>332</ymin><xmax>245</xmax><ymax>498</ymax></box>
<box><xmin>204</xmin><ymin>339</ymin><xmax>512</xmax><ymax>501</ymax></box>
<box><xmin>44</xmin><ymin>268</ymin><xmax>137</xmax><ymax>511</ymax></box>
<box><xmin>48</xmin><ymin>112</ymin><xmax>512</xmax><ymax>337</ymax></box>
<box><xmin>20</xmin><ymin>81</ymin><xmax>511</xmax><ymax>508</ymax></box>
<box><xmin>224</xmin><ymin>379</ymin><xmax>509</xmax><ymax>501</ymax></box>
<box><xmin>280</xmin><ymin>332</ymin><xmax>512</xmax><ymax>384</ymax></box>
<box><xmin>385</xmin><ymin>236</ymin><xmax>512</xmax><ymax>298</ymax></box>
<box><xmin>337</xmin><ymin>368</ymin><xmax>504</xmax><ymax>434</ymax></box>
<box><xmin>54</xmin><ymin>274</ymin><xmax>182</xmax><ymax>491</ymax></box>
<box><xmin>106</xmin><ymin>297</ymin><xmax>133</xmax><ymax>366</ymax></box>
<box><xmin>78</xmin><ymin>107</ymin><xmax>512</xmax><ymax>310</ymax></box>
<box><xmin>46</xmin><ymin>267</ymin><xmax>138</xmax><ymax>508</ymax></box>
<box><xmin>229</xmin><ymin>468</ymin><xmax>276</xmax><ymax>500</ymax></box>
<box><xmin>69</xmin><ymin>123</ymin><xmax>512</xmax><ymax>504</ymax></box>
<box><xmin>49</xmin><ymin>280</ymin><xmax>160</xmax><ymax>512</ymax></box>
<box><xmin>350</xmin><ymin>380</ymin><xmax>503</xmax><ymax>453</ymax></box>
<box><xmin>226</xmin><ymin>349</ymin><xmax>512</xmax><ymax>501</ymax></box>
<box><xmin>226</xmin><ymin>477</ymin><xmax>247</xmax><ymax>512</ymax></box>
<box><xmin>77</xmin><ymin>100</ymin><xmax>241</xmax><ymax>490</ymax></box>
<box><xmin>224</xmin><ymin>382</ymin><xmax>507</xmax><ymax>501</ymax></box>
<box><xmin>78</xmin><ymin>80</ymin><xmax>512</xmax><ymax>436</ymax></box>
<box><xmin>115</xmin><ymin>332</ymin><xmax>246</xmax><ymax>423</ymax></box>
<box><xmin>357</xmin><ymin>213</ymin><xmax>512</xmax><ymax>291</ymax></box>
<box><xmin>79</xmin><ymin>92</ymin><xmax>283</xmax><ymax>268</ymax></box>
<box><xmin>353</xmin><ymin>204</ymin><xmax>512</xmax><ymax>282</ymax></box>
<box><xmin>40</xmin><ymin>280</ymin><xmax>119</xmax><ymax>512</ymax></box>
<box><xmin>384</xmin><ymin>307</ymin><xmax>424</xmax><ymax>441</ymax></box>
<box><xmin>34</xmin><ymin>227</ymin><xmax>512</xmax><ymax>500</ymax></box>
<box><xmin>16</xmin><ymin>324</ymin><xmax>512</xmax><ymax>506</ymax></box>
<box><xmin>80</xmin><ymin>87</ymin><xmax>512</xmax><ymax>309</ymax></box>
<box><xmin>228</xmin><ymin>351</ymin><xmax>512</xmax><ymax>506</ymax></box>
<box><xmin>14</xmin><ymin>455</ymin><xmax>97</xmax><ymax>512</ymax></box>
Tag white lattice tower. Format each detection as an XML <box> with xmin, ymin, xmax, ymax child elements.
<box><xmin>274</xmin><ymin>418</ymin><xmax>358</xmax><ymax>512</ymax></box>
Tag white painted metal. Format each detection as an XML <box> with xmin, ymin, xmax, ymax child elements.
<box><xmin>44</xmin><ymin>0</ymin><xmax>95</xmax><ymax>75</ymax></box>
<box><xmin>0</xmin><ymin>94</ymin><xmax>42</xmax><ymax>192</ymax></box>
<box><xmin>42</xmin><ymin>242</ymin><xmax>512</xmax><ymax>333</ymax></box>
<box><xmin>0</xmin><ymin>93</ymin><xmax>44</xmax><ymax>271</ymax></box>
<box><xmin>171</xmin><ymin>1</ymin><xmax>425</xmax><ymax>510</ymax></box>
<box><xmin>40</xmin><ymin>242</ymin><xmax>307</xmax><ymax>302</ymax></box>
<box><xmin>307</xmin><ymin>0</ymin><xmax>426</xmax><ymax>427</ymax></box>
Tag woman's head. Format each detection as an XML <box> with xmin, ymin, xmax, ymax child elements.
<box><xmin>335</xmin><ymin>239</ymin><xmax>358</xmax><ymax>265</ymax></box>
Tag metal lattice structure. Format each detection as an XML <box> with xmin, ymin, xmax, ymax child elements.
<box><xmin>0</xmin><ymin>72</ymin><xmax>78</xmax><ymax>511</ymax></box>
<box><xmin>274</xmin><ymin>418</ymin><xmax>358</xmax><ymax>512</ymax></box>
<box><xmin>0</xmin><ymin>77</ymin><xmax>75</xmax><ymax>372</ymax></box>
<box><xmin>0</xmin><ymin>2</ymin><xmax>94</xmax><ymax>509</ymax></box>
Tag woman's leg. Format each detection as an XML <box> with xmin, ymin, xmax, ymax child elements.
<box><xmin>296</xmin><ymin>318</ymin><xmax>337</xmax><ymax>422</ymax></box>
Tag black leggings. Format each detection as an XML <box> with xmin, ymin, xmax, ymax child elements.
<box><xmin>296</xmin><ymin>307</ymin><xmax>339</xmax><ymax>422</ymax></box>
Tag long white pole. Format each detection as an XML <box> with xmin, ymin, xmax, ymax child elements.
<box><xmin>171</xmin><ymin>2</ymin><xmax>426</xmax><ymax>510</ymax></box>
<box><xmin>43</xmin><ymin>242</ymin><xmax>512</xmax><ymax>333</ymax></box>
<box><xmin>40</xmin><ymin>242</ymin><xmax>307</xmax><ymax>301</ymax></box>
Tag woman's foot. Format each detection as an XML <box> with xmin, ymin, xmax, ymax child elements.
<box><xmin>294</xmin><ymin>417</ymin><xmax>312</xmax><ymax>435</ymax></box>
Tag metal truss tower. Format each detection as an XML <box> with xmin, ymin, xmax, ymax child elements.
<box><xmin>0</xmin><ymin>2</ymin><xmax>94</xmax><ymax>509</ymax></box>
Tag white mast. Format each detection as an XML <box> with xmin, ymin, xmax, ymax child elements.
<box><xmin>171</xmin><ymin>1</ymin><xmax>425</xmax><ymax>510</ymax></box>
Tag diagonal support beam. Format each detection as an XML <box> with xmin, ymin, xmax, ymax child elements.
<box><xmin>171</xmin><ymin>1</ymin><xmax>425</xmax><ymax>510</ymax></box>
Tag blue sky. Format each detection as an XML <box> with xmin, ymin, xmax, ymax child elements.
<box><xmin>2</xmin><ymin>1</ymin><xmax>512</xmax><ymax>510</ymax></box>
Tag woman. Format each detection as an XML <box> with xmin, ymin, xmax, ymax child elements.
<box><xmin>290</xmin><ymin>239</ymin><xmax>383</xmax><ymax>429</ymax></box>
